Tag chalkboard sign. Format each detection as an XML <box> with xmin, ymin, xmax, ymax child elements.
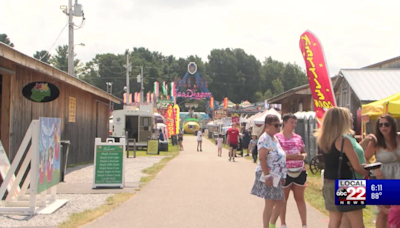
<box><xmin>147</xmin><ymin>139</ymin><xmax>159</xmax><ymax>155</ymax></box>
<box><xmin>93</xmin><ymin>138</ymin><xmax>125</xmax><ymax>188</ymax></box>
<box><xmin>22</xmin><ymin>82</ymin><xmax>60</xmax><ymax>103</ymax></box>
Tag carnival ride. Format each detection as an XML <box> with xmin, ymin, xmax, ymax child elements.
<box><xmin>183</xmin><ymin>118</ymin><xmax>201</xmax><ymax>134</ymax></box>
<box><xmin>174</xmin><ymin>67</ymin><xmax>219</xmax><ymax>116</ymax></box>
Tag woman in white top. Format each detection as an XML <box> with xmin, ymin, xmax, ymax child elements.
<box><xmin>197</xmin><ymin>130</ymin><xmax>203</xmax><ymax>152</ymax></box>
<box><xmin>365</xmin><ymin>114</ymin><xmax>400</xmax><ymax>228</ymax></box>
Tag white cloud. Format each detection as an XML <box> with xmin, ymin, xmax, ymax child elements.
<box><xmin>1</xmin><ymin>0</ymin><xmax>400</xmax><ymax>77</ymax></box>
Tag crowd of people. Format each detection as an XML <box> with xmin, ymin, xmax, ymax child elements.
<box><xmin>247</xmin><ymin>107</ymin><xmax>400</xmax><ymax>228</ymax></box>
<box><xmin>180</xmin><ymin>107</ymin><xmax>400</xmax><ymax>228</ymax></box>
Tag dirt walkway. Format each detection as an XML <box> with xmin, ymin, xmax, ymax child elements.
<box><xmin>85</xmin><ymin>135</ymin><xmax>328</xmax><ymax>228</ymax></box>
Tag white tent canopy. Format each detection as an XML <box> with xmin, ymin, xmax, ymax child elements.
<box><xmin>253</xmin><ymin>108</ymin><xmax>282</xmax><ymax>124</ymax></box>
<box><xmin>251</xmin><ymin>109</ymin><xmax>282</xmax><ymax>136</ymax></box>
<box><xmin>207</xmin><ymin>121</ymin><xmax>217</xmax><ymax>126</ymax></box>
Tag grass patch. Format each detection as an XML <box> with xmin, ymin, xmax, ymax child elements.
<box><xmin>58</xmin><ymin>193</ymin><xmax>134</xmax><ymax>228</ymax></box>
<box><xmin>60</xmin><ymin>142</ymin><xmax>179</xmax><ymax>228</ymax></box>
<box><xmin>139</xmin><ymin>143</ymin><xmax>179</xmax><ymax>187</ymax></box>
<box><xmin>304</xmin><ymin>166</ymin><xmax>375</xmax><ymax>228</ymax></box>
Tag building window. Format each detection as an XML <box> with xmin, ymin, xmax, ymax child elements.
<box><xmin>143</xmin><ymin>117</ymin><xmax>149</xmax><ymax>127</ymax></box>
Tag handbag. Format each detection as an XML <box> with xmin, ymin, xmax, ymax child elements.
<box><xmin>337</xmin><ymin>136</ymin><xmax>366</xmax><ymax>212</ymax></box>
<box><xmin>287</xmin><ymin>163</ymin><xmax>304</xmax><ymax>178</ymax></box>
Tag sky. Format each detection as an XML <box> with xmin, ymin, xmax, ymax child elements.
<box><xmin>1</xmin><ymin>0</ymin><xmax>400</xmax><ymax>76</ymax></box>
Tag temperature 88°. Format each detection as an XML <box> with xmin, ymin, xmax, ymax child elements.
<box><xmin>371</xmin><ymin>192</ymin><xmax>382</xmax><ymax>199</ymax></box>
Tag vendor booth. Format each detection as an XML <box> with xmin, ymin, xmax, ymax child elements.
<box><xmin>362</xmin><ymin>92</ymin><xmax>400</xmax><ymax>119</ymax></box>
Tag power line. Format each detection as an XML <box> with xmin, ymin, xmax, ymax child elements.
<box><xmin>39</xmin><ymin>20</ymin><xmax>69</xmax><ymax>61</ymax></box>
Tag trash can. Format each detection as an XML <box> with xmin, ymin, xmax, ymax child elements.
<box><xmin>60</xmin><ymin>140</ymin><xmax>70</xmax><ymax>182</ymax></box>
<box><xmin>171</xmin><ymin>135</ymin><xmax>178</xmax><ymax>145</ymax></box>
<box><xmin>159</xmin><ymin>141</ymin><xmax>169</xmax><ymax>151</ymax></box>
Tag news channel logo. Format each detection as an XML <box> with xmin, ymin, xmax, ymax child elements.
<box><xmin>335</xmin><ymin>180</ymin><xmax>366</xmax><ymax>205</ymax></box>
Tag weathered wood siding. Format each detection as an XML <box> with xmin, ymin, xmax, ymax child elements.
<box><xmin>1</xmin><ymin>59</ymin><xmax>109</xmax><ymax>165</ymax></box>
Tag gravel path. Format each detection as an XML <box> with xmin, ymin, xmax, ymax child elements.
<box><xmin>0</xmin><ymin>156</ymin><xmax>167</xmax><ymax>227</ymax></box>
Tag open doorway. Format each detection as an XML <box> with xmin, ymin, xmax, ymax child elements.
<box><xmin>126</xmin><ymin>116</ymin><xmax>139</xmax><ymax>142</ymax></box>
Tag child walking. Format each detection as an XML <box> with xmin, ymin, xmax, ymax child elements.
<box><xmin>216</xmin><ymin>134</ymin><xmax>223</xmax><ymax>156</ymax></box>
<box><xmin>249</xmin><ymin>135</ymin><xmax>258</xmax><ymax>163</ymax></box>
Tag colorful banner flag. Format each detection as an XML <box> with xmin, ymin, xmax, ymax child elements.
<box><xmin>123</xmin><ymin>93</ymin><xmax>132</xmax><ymax>104</ymax></box>
<box><xmin>209</xmin><ymin>97</ymin><xmax>214</xmax><ymax>109</ymax></box>
<box><xmin>223</xmin><ymin>97</ymin><xmax>228</xmax><ymax>109</ymax></box>
<box><xmin>165</xmin><ymin>104</ymin><xmax>175</xmax><ymax>138</ymax></box>
<box><xmin>299</xmin><ymin>30</ymin><xmax>336</xmax><ymax>125</ymax></box>
<box><xmin>162</xmin><ymin>81</ymin><xmax>167</xmax><ymax>96</ymax></box>
<box><xmin>154</xmin><ymin>82</ymin><xmax>159</xmax><ymax>97</ymax></box>
<box><xmin>173</xmin><ymin>104</ymin><xmax>180</xmax><ymax>134</ymax></box>
<box><xmin>151</xmin><ymin>93</ymin><xmax>154</xmax><ymax>103</ymax></box>
<box><xmin>146</xmin><ymin>92</ymin><xmax>150</xmax><ymax>103</ymax></box>
<box><xmin>170</xmin><ymin>82</ymin><xmax>175</xmax><ymax>97</ymax></box>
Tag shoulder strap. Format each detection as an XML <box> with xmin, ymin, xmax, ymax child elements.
<box><xmin>337</xmin><ymin>136</ymin><xmax>345</xmax><ymax>179</ymax></box>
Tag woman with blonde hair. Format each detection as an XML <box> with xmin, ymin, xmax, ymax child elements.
<box><xmin>314</xmin><ymin>107</ymin><xmax>368</xmax><ymax>228</ymax></box>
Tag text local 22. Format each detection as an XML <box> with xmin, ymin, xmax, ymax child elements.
<box><xmin>301</xmin><ymin>35</ymin><xmax>334</xmax><ymax>109</ymax></box>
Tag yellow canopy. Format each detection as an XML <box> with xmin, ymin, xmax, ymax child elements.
<box><xmin>362</xmin><ymin>92</ymin><xmax>400</xmax><ymax>118</ymax></box>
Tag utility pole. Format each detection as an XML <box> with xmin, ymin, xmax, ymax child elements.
<box><xmin>140</xmin><ymin>66</ymin><xmax>144</xmax><ymax>104</ymax></box>
<box><xmin>62</xmin><ymin>0</ymin><xmax>83</xmax><ymax>77</ymax></box>
<box><xmin>124</xmin><ymin>51</ymin><xmax>131</xmax><ymax>105</ymax></box>
<box><xmin>106</xmin><ymin>82</ymin><xmax>113</xmax><ymax>113</ymax></box>
<box><xmin>68</xmin><ymin>0</ymin><xmax>74</xmax><ymax>76</ymax></box>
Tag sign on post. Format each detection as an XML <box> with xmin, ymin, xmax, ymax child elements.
<box><xmin>147</xmin><ymin>139</ymin><xmax>159</xmax><ymax>155</ymax></box>
<box><xmin>93</xmin><ymin>138</ymin><xmax>125</xmax><ymax>189</ymax></box>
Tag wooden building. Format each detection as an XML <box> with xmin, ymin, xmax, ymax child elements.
<box><xmin>268</xmin><ymin>76</ymin><xmax>340</xmax><ymax>114</ymax></box>
<box><xmin>0</xmin><ymin>43</ymin><xmax>120</xmax><ymax>164</ymax></box>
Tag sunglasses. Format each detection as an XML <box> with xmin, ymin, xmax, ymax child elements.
<box><xmin>379</xmin><ymin>122</ymin><xmax>390</xmax><ymax>128</ymax></box>
<box><xmin>271</xmin><ymin>123</ymin><xmax>282</xmax><ymax>128</ymax></box>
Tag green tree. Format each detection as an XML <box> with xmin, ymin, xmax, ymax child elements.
<box><xmin>50</xmin><ymin>45</ymin><xmax>83</xmax><ymax>76</ymax></box>
<box><xmin>33</xmin><ymin>50</ymin><xmax>51</xmax><ymax>64</ymax></box>
<box><xmin>0</xmin><ymin>34</ymin><xmax>14</xmax><ymax>47</ymax></box>
<box><xmin>264</xmin><ymin>89</ymin><xmax>273</xmax><ymax>99</ymax></box>
<box><xmin>272</xmin><ymin>78</ymin><xmax>284</xmax><ymax>96</ymax></box>
<box><xmin>207</xmin><ymin>48</ymin><xmax>261</xmax><ymax>103</ymax></box>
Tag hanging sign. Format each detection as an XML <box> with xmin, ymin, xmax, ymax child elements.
<box><xmin>175</xmin><ymin>89</ymin><xmax>212</xmax><ymax>100</ymax></box>
<box><xmin>213</xmin><ymin>110</ymin><xmax>228</xmax><ymax>120</ymax></box>
<box><xmin>22</xmin><ymin>82</ymin><xmax>60</xmax><ymax>103</ymax></box>
<box><xmin>68</xmin><ymin>97</ymin><xmax>76</xmax><ymax>122</ymax></box>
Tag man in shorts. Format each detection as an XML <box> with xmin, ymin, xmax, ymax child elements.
<box><xmin>227</xmin><ymin>123</ymin><xmax>240</xmax><ymax>162</ymax></box>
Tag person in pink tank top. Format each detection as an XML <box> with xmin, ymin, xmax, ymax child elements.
<box><xmin>275</xmin><ymin>113</ymin><xmax>308</xmax><ymax>228</ymax></box>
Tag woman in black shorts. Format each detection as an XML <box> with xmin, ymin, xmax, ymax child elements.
<box><xmin>275</xmin><ymin>114</ymin><xmax>308</xmax><ymax>228</ymax></box>
<box><xmin>178</xmin><ymin>131</ymin><xmax>184</xmax><ymax>151</ymax></box>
